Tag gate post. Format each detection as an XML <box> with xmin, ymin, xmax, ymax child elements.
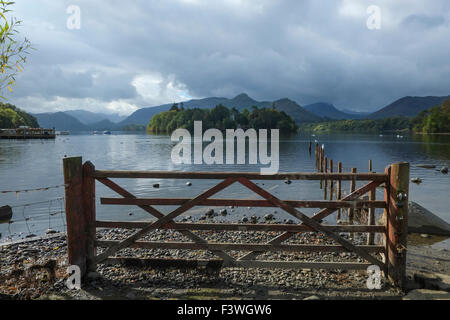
<box><xmin>82</xmin><ymin>161</ymin><xmax>97</xmax><ymax>272</ymax></box>
<box><xmin>63</xmin><ymin>157</ymin><xmax>87</xmax><ymax>276</ymax></box>
<box><xmin>386</xmin><ymin>162</ymin><xmax>409</xmax><ymax>289</ymax></box>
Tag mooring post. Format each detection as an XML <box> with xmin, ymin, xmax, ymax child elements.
<box><xmin>367</xmin><ymin>160</ymin><xmax>376</xmax><ymax>245</ymax></box>
<box><xmin>348</xmin><ymin>168</ymin><xmax>357</xmax><ymax>238</ymax></box>
<box><xmin>337</xmin><ymin>162</ymin><xmax>342</xmax><ymax>221</ymax></box>
<box><xmin>82</xmin><ymin>161</ymin><xmax>97</xmax><ymax>272</ymax></box>
<box><xmin>63</xmin><ymin>156</ymin><xmax>87</xmax><ymax>276</ymax></box>
<box><xmin>324</xmin><ymin>157</ymin><xmax>328</xmax><ymax>199</ymax></box>
<box><xmin>329</xmin><ymin>159</ymin><xmax>333</xmax><ymax>200</ymax></box>
<box><xmin>387</xmin><ymin>162</ymin><xmax>409</xmax><ymax>289</ymax></box>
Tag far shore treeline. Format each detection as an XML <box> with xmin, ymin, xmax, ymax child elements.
<box><xmin>299</xmin><ymin>99</ymin><xmax>450</xmax><ymax>134</ymax></box>
<box><xmin>147</xmin><ymin>104</ymin><xmax>298</xmax><ymax>134</ymax></box>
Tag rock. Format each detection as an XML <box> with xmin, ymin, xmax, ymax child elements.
<box><xmin>416</xmin><ymin>164</ymin><xmax>436</xmax><ymax>169</ymax></box>
<box><xmin>46</xmin><ymin>229</ymin><xmax>57</xmax><ymax>235</ymax></box>
<box><xmin>411</xmin><ymin>177</ymin><xmax>422</xmax><ymax>184</ymax></box>
<box><xmin>408</xmin><ymin>202</ymin><xmax>450</xmax><ymax>236</ymax></box>
<box><xmin>441</xmin><ymin>167</ymin><xmax>449</xmax><ymax>174</ymax></box>
<box><xmin>241</xmin><ymin>217</ymin><xmax>249</xmax><ymax>223</ymax></box>
<box><xmin>284</xmin><ymin>219</ymin><xmax>294</xmax><ymax>225</ymax></box>
<box><xmin>285</xmin><ymin>179</ymin><xmax>292</xmax><ymax>185</ymax></box>
<box><xmin>420</xmin><ymin>234</ymin><xmax>430</xmax><ymax>238</ymax></box>
<box><xmin>0</xmin><ymin>205</ymin><xmax>12</xmax><ymax>222</ymax></box>
<box><xmin>128</xmin><ymin>212</ymin><xmax>133</xmax><ymax>216</ymax></box>
<box><xmin>403</xmin><ymin>289</ymin><xmax>450</xmax><ymax>300</ymax></box>
<box><xmin>153</xmin><ymin>183</ymin><xmax>160</xmax><ymax>188</ymax></box>
<box><xmin>186</xmin><ymin>182</ymin><xmax>192</xmax><ymax>186</ymax></box>
<box><xmin>264</xmin><ymin>214</ymin><xmax>274</xmax><ymax>221</ymax></box>
<box><xmin>87</xmin><ymin>271</ymin><xmax>101</xmax><ymax>281</ymax></box>
<box><xmin>220</xmin><ymin>209</ymin><xmax>227</xmax><ymax>216</ymax></box>
<box><xmin>413</xmin><ymin>272</ymin><xmax>450</xmax><ymax>292</ymax></box>
<box><xmin>250</xmin><ymin>215</ymin><xmax>258</xmax><ymax>223</ymax></box>
<box><xmin>303</xmin><ymin>295</ymin><xmax>320</xmax><ymax>300</ymax></box>
<box><xmin>205</xmin><ymin>209</ymin><xmax>215</xmax><ymax>218</ymax></box>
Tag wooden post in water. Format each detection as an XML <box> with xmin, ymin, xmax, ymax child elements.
<box><xmin>386</xmin><ymin>162</ymin><xmax>409</xmax><ymax>289</ymax></box>
<box><xmin>82</xmin><ymin>161</ymin><xmax>97</xmax><ymax>272</ymax></box>
<box><xmin>367</xmin><ymin>160</ymin><xmax>376</xmax><ymax>245</ymax></box>
<box><xmin>348</xmin><ymin>168</ymin><xmax>357</xmax><ymax>235</ymax></box>
<box><xmin>337</xmin><ymin>162</ymin><xmax>342</xmax><ymax>222</ymax></box>
<box><xmin>329</xmin><ymin>159</ymin><xmax>334</xmax><ymax>201</ymax></box>
<box><xmin>324</xmin><ymin>157</ymin><xmax>328</xmax><ymax>199</ymax></box>
<box><xmin>63</xmin><ymin>157</ymin><xmax>87</xmax><ymax>276</ymax></box>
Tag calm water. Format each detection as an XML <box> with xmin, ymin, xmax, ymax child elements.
<box><xmin>1</xmin><ymin>132</ymin><xmax>449</xmax><ymax>242</ymax></box>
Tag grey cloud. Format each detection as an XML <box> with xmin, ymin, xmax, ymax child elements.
<box><xmin>6</xmin><ymin>0</ymin><xmax>450</xmax><ymax>113</ymax></box>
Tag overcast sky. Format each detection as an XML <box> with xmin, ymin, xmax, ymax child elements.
<box><xmin>5</xmin><ymin>0</ymin><xmax>450</xmax><ymax>115</ymax></box>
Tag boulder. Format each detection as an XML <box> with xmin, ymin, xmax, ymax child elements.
<box><xmin>403</xmin><ymin>289</ymin><xmax>450</xmax><ymax>300</ymax></box>
<box><xmin>408</xmin><ymin>202</ymin><xmax>450</xmax><ymax>236</ymax></box>
<box><xmin>0</xmin><ymin>205</ymin><xmax>12</xmax><ymax>223</ymax></box>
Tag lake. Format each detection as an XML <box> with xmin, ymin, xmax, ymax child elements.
<box><xmin>1</xmin><ymin>132</ymin><xmax>449</xmax><ymax>242</ymax></box>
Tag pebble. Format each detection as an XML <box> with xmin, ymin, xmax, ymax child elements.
<box><xmin>205</xmin><ymin>209</ymin><xmax>215</xmax><ymax>218</ymax></box>
<box><xmin>153</xmin><ymin>183</ymin><xmax>160</xmax><ymax>188</ymax></box>
<box><xmin>441</xmin><ymin>167</ymin><xmax>449</xmax><ymax>174</ymax></box>
<box><xmin>186</xmin><ymin>182</ymin><xmax>192</xmax><ymax>186</ymax></box>
<box><xmin>220</xmin><ymin>209</ymin><xmax>227</xmax><ymax>216</ymax></box>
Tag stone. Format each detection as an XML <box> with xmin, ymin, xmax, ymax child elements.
<box><xmin>285</xmin><ymin>179</ymin><xmax>292</xmax><ymax>185</ymax></box>
<box><xmin>153</xmin><ymin>183</ymin><xmax>160</xmax><ymax>188</ymax></box>
<box><xmin>411</xmin><ymin>177</ymin><xmax>422</xmax><ymax>184</ymax></box>
<box><xmin>403</xmin><ymin>289</ymin><xmax>450</xmax><ymax>300</ymax></box>
<box><xmin>186</xmin><ymin>182</ymin><xmax>192</xmax><ymax>186</ymax></box>
<box><xmin>205</xmin><ymin>209</ymin><xmax>215</xmax><ymax>217</ymax></box>
<box><xmin>264</xmin><ymin>213</ymin><xmax>274</xmax><ymax>221</ymax></box>
<box><xmin>420</xmin><ymin>234</ymin><xmax>430</xmax><ymax>238</ymax></box>
<box><xmin>87</xmin><ymin>271</ymin><xmax>101</xmax><ymax>281</ymax></box>
<box><xmin>416</xmin><ymin>164</ymin><xmax>436</xmax><ymax>169</ymax></box>
<box><xmin>303</xmin><ymin>295</ymin><xmax>320</xmax><ymax>300</ymax></box>
<box><xmin>441</xmin><ymin>167</ymin><xmax>449</xmax><ymax>174</ymax></box>
<box><xmin>413</xmin><ymin>272</ymin><xmax>450</xmax><ymax>292</ymax></box>
<box><xmin>220</xmin><ymin>209</ymin><xmax>227</xmax><ymax>216</ymax></box>
<box><xmin>46</xmin><ymin>229</ymin><xmax>57</xmax><ymax>235</ymax></box>
<box><xmin>241</xmin><ymin>217</ymin><xmax>249</xmax><ymax>223</ymax></box>
<box><xmin>408</xmin><ymin>201</ymin><xmax>450</xmax><ymax>236</ymax></box>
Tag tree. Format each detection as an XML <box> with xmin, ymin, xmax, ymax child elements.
<box><xmin>0</xmin><ymin>1</ymin><xmax>32</xmax><ymax>98</ymax></box>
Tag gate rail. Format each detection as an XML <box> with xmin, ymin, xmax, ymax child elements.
<box><xmin>62</xmin><ymin>157</ymin><xmax>409</xmax><ymax>289</ymax></box>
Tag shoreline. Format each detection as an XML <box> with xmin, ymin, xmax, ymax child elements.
<box><xmin>0</xmin><ymin>227</ymin><xmax>448</xmax><ymax>300</ymax></box>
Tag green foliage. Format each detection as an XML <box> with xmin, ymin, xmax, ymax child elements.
<box><xmin>299</xmin><ymin>117</ymin><xmax>412</xmax><ymax>133</ymax></box>
<box><xmin>0</xmin><ymin>102</ymin><xmax>39</xmax><ymax>128</ymax></box>
<box><xmin>298</xmin><ymin>99</ymin><xmax>450</xmax><ymax>134</ymax></box>
<box><xmin>0</xmin><ymin>1</ymin><xmax>32</xmax><ymax>98</ymax></box>
<box><xmin>413</xmin><ymin>99</ymin><xmax>450</xmax><ymax>133</ymax></box>
<box><xmin>147</xmin><ymin>104</ymin><xmax>298</xmax><ymax>134</ymax></box>
<box><xmin>120</xmin><ymin>124</ymin><xmax>146</xmax><ymax>132</ymax></box>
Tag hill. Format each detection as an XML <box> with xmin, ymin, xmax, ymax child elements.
<box><xmin>120</xmin><ymin>93</ymin><xmax>321</xmax><ymax>126</ymax></box>
<box><xmin>369</xmin><ymin>95</ymin><xmax>450</xmax><ymax>119</ymax></box>
<box><xmin>0</xmin><ymin>103</ymin><xmax>39</xmax><ymax>128</ymax></box>
<box><xmin>33</xmin><ymin>112</ymin><xmax>89</xmax><ymax>131</ymax></box>
<box><xmin>303</xmin><ymin>102</ymin><xmax>360</xmax><ymax>120</ymax></box>
<box><xmin>65</xmin><ymin>110</ymin><xmax>126</xmax><ymax>124</ymax></box>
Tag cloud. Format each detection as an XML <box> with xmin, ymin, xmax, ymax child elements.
<box><xmin>4</xmin><ymin>0</ymin><xmax>450</xmax><ymax>114</ymax></box>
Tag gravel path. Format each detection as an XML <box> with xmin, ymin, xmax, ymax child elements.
<box><xmin>0</xmin><ymin>225</ymin><xmax>410</xmax><ymax>300</ymax></box>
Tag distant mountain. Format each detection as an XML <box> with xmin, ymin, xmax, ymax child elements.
<box><xmin>369</xmin><ymin>95</ymin><xmax>450</xmax><ymax>119</ymax></box>
<box><xmin>270</xmin><ymin>98</ymin><xmax>321</xmax><ymax>122</ymax></box>
<box><xmin>119</xmin><ymin>93</ymin><xmax>321</xmax><ymax>126</ymax></box>
<box><xmin>88</xmin><ymin>119</ymin><xmax>118</xmax><ymax>131</ymax></box>
<box><xmin>340</xmin><ymin>109</ymin><xmax>371</xmax><ymax>117</ymax></box>
<box><xmin>303</xmin><ymin>102</ymin><xmax>360</xmax><ymax>120</ymax></box>
<box><xmin>65</xmin><ymin>109</ymin><xmax>126</xmax><ymax>124</ymax></box>
<box><xmin>33</xmin><ymin>112</ymin><xmax>89</xmax><ymax>131</ymax></box>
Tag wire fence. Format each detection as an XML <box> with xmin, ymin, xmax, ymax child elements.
<box><xmin>1</xmin><ymin>196</ymin><xmax>66</xmax><ymax>242</ymax></box>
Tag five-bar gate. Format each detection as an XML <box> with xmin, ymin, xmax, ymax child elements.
<box><xmin>63</xmin><ymin>157</ymin><xmax>409</xmax><ymax>289</ymax></box>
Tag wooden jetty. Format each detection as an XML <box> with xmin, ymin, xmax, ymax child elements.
<box><xmin>0</xmin><ymin>127</ymin><xmax>56</xmax><ymax>139</ymax></box>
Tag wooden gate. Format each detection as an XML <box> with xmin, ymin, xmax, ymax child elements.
<box><xmin>63</xmin><ymin>157</ymin><xmax>409</xmax><ymax>288</ymax></box>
